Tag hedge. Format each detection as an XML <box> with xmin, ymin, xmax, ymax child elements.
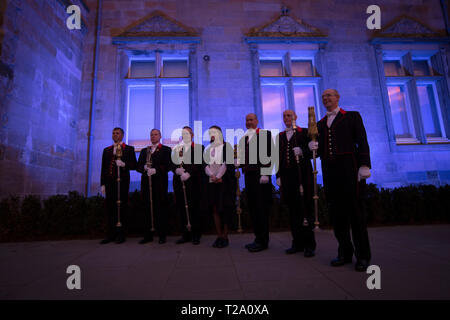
<box><xmin>0</xmin><ymin>184</ymin><xmax>449</xmax><ymax>242</ymax></box>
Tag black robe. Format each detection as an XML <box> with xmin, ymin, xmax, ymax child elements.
<box><xmin>172</xmin><ymin>143</ymin><xmax>205</xmax><ymax>241</ymax></box>
<box><xmin>136</xmin><ymin>144</ymin><xmax>172</xmax><ymax>237</ymax></box>
<box><xmin>100</xmin><ymin>143</ymin><xmax>137</xmax><ymax>239</ymax></box>
<box><xmin>317</xmin><ymin>108</ymin><xmax>371</xmax><ymax>261</ymax></box>
<box><xmin>203</xmin><ymin>142</ymin><xmax>236</xmax><ymax>226</ymax></box>
<box><xmin>276</xmin><ymin>127</ymin><xmax>316</xmax><ymax>251</ymax></box>
<box><xmin>238</xmin><ymin>129</ymin><xmax>273</xmax><ymax>247</ymax></box>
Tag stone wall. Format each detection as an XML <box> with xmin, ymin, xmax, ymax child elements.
<box><xmin>0</xmin><ymin>0</ymin><xmax>92</xmax><ymax>196</ymax></box>
<box><xmin>1</xmin><ymin>0</ymin><xmax>450</xmax><ymax>197</ymax></box>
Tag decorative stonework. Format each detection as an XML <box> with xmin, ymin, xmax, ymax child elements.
<box><xmin>246</xmin><ymin>10</ymin><xmax>326</xmax><ymax>38</ymax></box>
<box><xmin>373</xmin><ymin>15</ymin><xmax>444</xmax><ymax>39</ymax></box>
<box><xmin>115</xmin><ymin>10</ymin><xmax>198</xmax><ymax>38</ymax></box>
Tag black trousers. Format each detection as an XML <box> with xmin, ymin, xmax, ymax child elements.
<box><xmin>244</xmin><ymin>170</ymin><xmax>272</xmax><ymax>246</ymax></box>
<box><xmin>105</xmin><ymin>180</ymin><xmax>129</xmax><ymax>239</ymax></box>
<box><xmin>280</xmin><ymin>167</ymin><xmax>316</xmax><ymax>251</ymax></box>
<box><xmin>174</xmin><ymin>179</ymin><xmax>203</xmax><ymax>241</ymax></box>
<box><xmin>142</xmin><ymin>182</ymin><xmax>169</xmax><ymax>238</ymax></box>
<box><xmin>323</xmin><ymin>156</ymin><xmax>371</xmax><ymax>261</ymax></box>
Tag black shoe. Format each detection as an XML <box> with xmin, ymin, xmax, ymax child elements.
<box><xmin>192</xmin><ymin>238</ymin><xmax>200</xmax><ymax>245</ymax></box>
<box><xmin>285</xmin><ymin>246</ymin><xmax>303</xmax><ymax>254</ymax></box>
<box><xmin>355</xmin><ymin>259</ymin><xmax>370</xmax><ymax>272</ymax></box>
<box><xmin>248</xmin><ymin>243</ymin><xmax>268</xmax><ymax>252</ymax></box>
<box><xmin>217</xmin><ymin>238</ymin><xmax>229</xmax><ymax>248</ymax></box>
<box><xmin>330</xmin><ymin>256</ymin><xmax>352</xmax><ymax>267</ymax></box>
<box><xmin>304</xmin><ymin>248</ymin><xmax>315</xmax><ymax>258</ymax></box>
<box><xmin>245</xmin><ymin>241</ymin><xmax>257</xmax><ymax>249</ymax></box>
<box><xmin>116</xmin><ymin>237</ymin><xmax>126</xmax><ymax>244</ymax></box>
<box><xmin>139</xmin><ymin>236</ymin><xmax>153</xmax><ymax>244</ymax></box>
<box><xmin>158</xmin><ymin>237</ymin><xmax>166</xmax><ymax>244</ymax></box>
<box><xmin>176</xmin><ymin>237</ymin><xmax>191</xmax><ymax>244</ymax></box>
<box><xmin>100</xmin><ymin>238</ymin><xmax>114</xmax><ymax>245</ymax></box>
<box><xmin>212</xmin><ymin>237</ymin><xmax>221</xmax><ymax>248</ymax></box>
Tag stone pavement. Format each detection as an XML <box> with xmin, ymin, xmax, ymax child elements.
<box><xmin>1</xmin><ymin>225</ymin><xmax>449</xmax><ymax>300</ymax></box>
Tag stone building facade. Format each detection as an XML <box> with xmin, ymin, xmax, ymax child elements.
<box><xmin>1</xmin><ymin>0</ymin><xmax>449</xmax><ymax>197</ymax></box>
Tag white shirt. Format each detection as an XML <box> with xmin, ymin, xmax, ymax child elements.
<box><xmin>244</xmin><ymin>128</ymin><xmax>257</xmax><ymax>143</ymax></box>
<box><xmin>326</xmin><ymin>106</ymin><xmax>340</xmax><ymax>128</ymax></box>
<box><xmin>150</xmin><ymin>143</ymin><xmax>159</xmax><ymax>153</ymax></box>
<box><xmin>285</xmin><ymin>127</ymin><xmax>294</xmax><ymax>141</ymax></box>
<box><xmin>208</xmin><ymin>143</ymin><xmax>224</xmax><ymax>165</ymax></box>
<box><xmin>205</xmin><ymin>143</ymin><xmax>226</xmax><ymax>182</ymax></box>
<box><xmin>182</xmin><ymin>142</ymin><xmax>191</xmax><ymax>154</ymax></box>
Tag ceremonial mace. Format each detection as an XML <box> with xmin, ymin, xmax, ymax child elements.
<box><xmin>179</xmin><ymin>147</ymin><xmax>192</xmax><ymax>231</ymax></box>
<box><xmin>308</xmin><ymin>106</ymin><xmax>320</xmax><ymax>229</ymax></box>
<box><xmin>116</xmin><ymin>143</ymin><xmax>123</xmax><ymax>228</ymax></box>
<box><xmin>146</xmin><ymin>147</ymin><xmax>155</xmax><ymax>232</ymax></box>
<box><xmin>292</xmin><ymin>120</ymin><xmax>309</xmax><ymax>227</ymax></box>
<box><xmin>234</xmin><ymin>144</ymin><xmax>243</xmax><ymax>233</ymax></box>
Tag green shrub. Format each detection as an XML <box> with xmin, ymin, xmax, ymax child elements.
<box><xmin>0</xmin><ymin>183</ymin><xmax>449</xmax><ymax>242</ymax></box>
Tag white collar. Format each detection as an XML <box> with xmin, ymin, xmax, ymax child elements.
<box><xmin>326</xmin><ymin>106</ymin><xmax>340</xmax><ymax>117</ymax></box>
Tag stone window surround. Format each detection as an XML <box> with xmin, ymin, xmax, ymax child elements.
<box><xmin>248</xmin><ymin>42</ymin><xmax>328</xmax><ymax>127</ymax></box>
<box><xmin>374</xmin><ymin>43</ymin><xmax>450</xmax><ymax>151</ymax></box>
<box><xmin>115</xmin><ymin>43</ymin><xmax>199</xmax><ymax>151</ymax></box>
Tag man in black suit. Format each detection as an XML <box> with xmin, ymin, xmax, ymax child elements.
<box><xmin>276</xmin><ymin>110</ymin><xmax>316</xmax><ymax>258</ymax></box>
<box><xmin>100</xmin><ymin>127</ymin><xmax>137</xmax><ymax>244</ymax></box>
<box><xmin>309</xmin><ymin>89</ymin><xmax>372</xmax><ymax>271</ymax></box>
<box><xmin>238</xmin><ymin>113</ymin><xmax>273</xmax><ymax>252</ymax></box>
<box><xmin>172</xmin><ymin>126</ymin><xmax>205</xmax><ymax>245</ymax></box>
<box><xmin>137</xmin><ymin>129</ymin><xmax>172</xmax><ymax>245</ymax></box>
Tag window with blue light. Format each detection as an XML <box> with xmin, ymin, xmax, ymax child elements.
<box><xmin>382</xmin><ymin>50</ymin><xmax>449</xmax><ymax>144</ymax></box>
<box><xmin>125</xmin><ymin>52</ymin><xmax>190</xmax><ymax>150</ymax></box>
<box><xmin>259</xmin><ymin>50</ymin><xmax>320</xmax><ymax>132</ymax></box>
<box><xmin>125</xmin><ymin>52</ymin><xmax>191</xmax><ymax>192</ymax></box>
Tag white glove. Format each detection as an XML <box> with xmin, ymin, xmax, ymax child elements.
<box><xmin>293</xmin><ymin>147</ymin><xmax>303</xmax><ymax>157</ymax></box>
<box><xmin>308</xmin><ymin>141</ymin><xmax>318</xmax><ymax>151</ymax></box>
<box><xmin>147</xmin><ymin>168</ymin><xmax>156</xmax><ymax>176</ymax></box>
<box><xmin>234</xmin><ymin>159</ymin><xmax>239</xmax><ymax>168</ymax></box>
<box><xmin>276</xmin><ymin>177</ymin><xmax>281</xmax><ymax>187</ymax></box>
<box><xmin>144</xmin><ymin>164</ymin><xmax>149</xmax><ymax>170</ymax></box>
<box><xmin>116</xmin><ymin>159</ymin><xmax>125</xmax><ymax>167</ymax></box>
<box><xmin>181</xmin><ymin>172</ymin><xmax>190</xmax><ymax>182</ymax></box>
<box><xmin>175</xmin><ymin>168</ymin><xmax>185</xmax><ymax>176</ymax></box>
<box><xmin>100</xmin><ymin>185</ymin><xmax>106</xmax><ymax>196</ymax></box>
<box><xmin>259</xmin><ymin>176</ymin><xmax>269</xmax><ymax>184</ymax></box>
<box><xmin>216</xmin><ymin>164</ymin><xmax>226</xmax><ymax>179</ymax></box>
<box><xmin>205</xmin><ymin>165</ymin><xmax>213</xmax><ymax>177</ymax></box>
<box><xmin>358</xmin><ymin>166</ymin><xmax>371</xmax><ymax>181</ymax></box>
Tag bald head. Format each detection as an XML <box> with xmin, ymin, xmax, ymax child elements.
<box><xmin>283</xmin><ymin>110</ymin><xmax>297</xmax><ymax>128</ymax></box>
<box><xmin>245</xmin><ymin>113</ymin><xmax>258</xmax><ymax>129</ymax></box>
<box><xmin>322</xmin><ymin>88</ymin><xmax>340</xmax><ymax>111</ymax></box>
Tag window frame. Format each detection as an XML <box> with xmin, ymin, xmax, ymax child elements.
<box><xmin>254</xmin><ymin>46</ymin><xmax>325</xmax><ymax>130</ymax></box>
<box><xmin>121</xmin><ymin>49</ymin><xmax>194</xmax><ymax>151</ymax></box>
<box><xmin>375</xmin><ymin>44</ymin><xmax>450</xmax><ymax>149</ymax></box>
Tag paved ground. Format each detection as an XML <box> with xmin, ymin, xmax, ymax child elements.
<box><xmin>1</xmin><ymin>225</ymin><xmax>449</xmax><ymax>300</ymax></box>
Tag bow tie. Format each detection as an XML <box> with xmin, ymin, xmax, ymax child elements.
<box><xmin>326</xmin><ymin>110</ymin><xmax>338</xmax><ymax>117</ymax></box>
<box><xmin>286</xmin><ymin>127</ymin><xmax>294</xmax><ymax>132</ymax></box>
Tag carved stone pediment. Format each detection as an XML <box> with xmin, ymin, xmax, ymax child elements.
<box><xmin>247</xmin><ymin>12</ymin><xmax>326</xmax><ymax>38</ymax></box>
<box><xmin>115</xmin><ymin>10</ymin><xmax>198</xmax><ymax>38</ymax></box>
<box><xmin>373</xmin><ymin>15</ymin><xmax>443</xmax><ymax>39</ymax></box>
